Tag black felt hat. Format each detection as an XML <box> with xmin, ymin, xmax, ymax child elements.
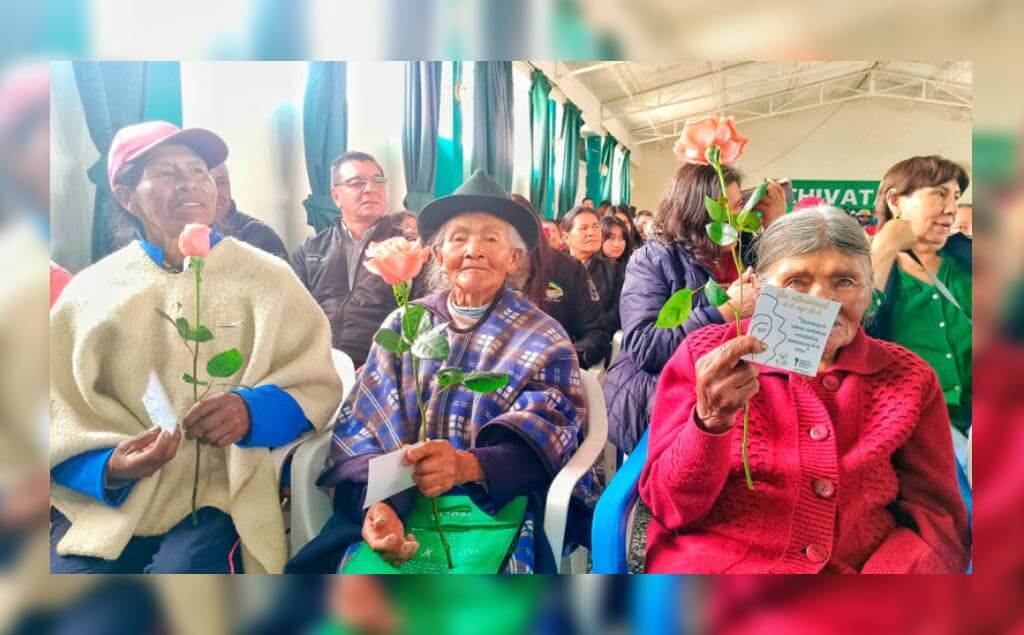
<box><xmin>417</xmin><ymin>169</ymin><xmax>540</xmax><ymax>250</ymax></box>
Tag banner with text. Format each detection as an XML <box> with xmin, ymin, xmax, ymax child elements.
<box><xmin>790</xmin><ymin>180</ymin><xmax>880</xmax><ymax>211</ymax></box>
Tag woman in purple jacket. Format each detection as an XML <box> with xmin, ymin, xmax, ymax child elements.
<box><xmin>603</xmin><ymin>163</ymin><xmax>786</xmax><ymax>452</ymax></box>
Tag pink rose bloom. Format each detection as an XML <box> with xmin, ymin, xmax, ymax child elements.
<box><xmin>364</xmin><ymin>236</ymin><xmax>431</xmax><ymax>285</ymax></box>
<box><xmin>178</xmin><ymin>223</ymin><xmax>212</xmax><ymax>258</ymax></box>
<box><xmin>673</xmin><ymin>115</ymin><xmax>749</xmax><ymax>166</ymax></box>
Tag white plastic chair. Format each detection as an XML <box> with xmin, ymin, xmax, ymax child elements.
<box><xmin>544</xmin><ymin>368</ymin><xmax>609</xmax><ymax>573</ymax></box>
<box><xmin>287</xmin><ymin>348</ymin><xmax>356</xmax><ymax>555</ymax></box>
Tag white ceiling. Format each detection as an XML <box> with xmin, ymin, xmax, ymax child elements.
<box><xmin>547</xmin><ymin>61</ymin><xmax>972</xmax><ymax>148</ymax></box>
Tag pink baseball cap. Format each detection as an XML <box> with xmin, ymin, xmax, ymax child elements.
<box><xmin>107</xmin><ymin>120</ymin><xmax>228</xmax><ymax>190</ymax></box>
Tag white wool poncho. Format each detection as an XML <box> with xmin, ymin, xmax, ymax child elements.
<box><xmin>50</xmin><ymin>238</ymin><xmax>342</xmax><ymax>573</ymax></box>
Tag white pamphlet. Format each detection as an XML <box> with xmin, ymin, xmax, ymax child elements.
<box><xmin>141</xmin><ymin>370</ymin><xmax>179</xmax><ymax>433</ymax></box>
<box><xmin>364</xmin><ymin>448</ymin><xmax>416</xmax><ymax>508</ymax></box>
<box><xmin>742</xmin><ymin>284</ymin><xmax>842</xmax><ymax>377</ymax></box>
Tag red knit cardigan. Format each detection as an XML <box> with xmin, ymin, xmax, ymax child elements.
<box><xmin>639</xmin><ymin>322</ymin><xmax>970</xmax><ymax>574</ymax></box>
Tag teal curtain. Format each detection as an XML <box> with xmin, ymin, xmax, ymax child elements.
<box><xmin>599</xmin><ymin>135</ymin><xmax>617</xmax><ymax>203</ymax></box>
<box><xmin>471</xmin><ymin>61</ymin><xmax>514</xmax><ymax>190</ymax></box>
<box><xmin>402</xmin><ymin>61</ymin><xmax>442</xmax><ymax>211</ymax></box>
<box><xmin>528</xmin><ymin>70</ymin><xmax>552</xmax><ymax>214</ymax></box>
<box><xmin>434</xmin><ymin>61</ymin><xmax>464</xmax><ymax>197</ymax></box>
<box><xmin>585</xmin><ymin>135</ymin><xmax>602</xmax><ymax>202</ymax></box>
<box><xmin>302</xmin><ymin>62</ymin><xmax>347</xmax><ymax>233</ymax></box>
<box><xmin>543</xmin><ymin>99</ymin><xmax>557</xmax><ymax>218</ymax></box>
<box><xmin>557</xmin><ymin>102</ymin><xmax>582</xmax><ymax>219</ymax></box>
<box><xmin>73</xmin><ymin>61</ymin><xmax>182</xmax><ymax>262</ymax></box>
<box><xmin>617</xmin><ymin>148</ymin><xmax>631</xmax><ymax>205</ymax></box>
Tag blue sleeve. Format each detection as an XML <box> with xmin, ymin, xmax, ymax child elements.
<box><xmin>233</xmin><ymin>385</ymin><xmax>313</xmax><ymax>448</ymax></box>
<box><xmin>50</xmin><ymin>447</ymin><xmax>134</xmax><ymax>506</ymax></box>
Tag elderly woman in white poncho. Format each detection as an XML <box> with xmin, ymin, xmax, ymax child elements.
<box><xmin>49</xmin><ymin>121</ymin><xmax>341</xmax><ymax>573</ymax></box>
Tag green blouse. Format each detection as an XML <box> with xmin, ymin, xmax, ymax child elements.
<box><xmin>872</xmin><ymin>250</ymin><xmax>972</xmax><ymax>431</ymax></box>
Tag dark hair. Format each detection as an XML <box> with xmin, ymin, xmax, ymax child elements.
<box><xmin>510</xmin><ymin>193</ymin><xmax>551</xmax><ymax>307</ymax></box>
<box><xmin>654</xmin><ymin>162</ymin><xmax>741</xmax><ymax>268</ymax></box>
<box><xmin>330</xmin><ymin>151</ymin><xmax>383</xmax><ymax>186</ymax></box>
<box><xmin>560</xmin><ymin>205</ymin><xmax>602</xmax><ymax>235</ymax></box>
<box><xmin>109</xmin><ymin>160</ymin><xmax>147</xmax><ymax>236</ymax></box>
<box><xmin>600</xmin><ymin>215</ymin><xmax>633</xmax><ymax>264</ymax></box>
<box><xmin>599</xmin><ymin>200</ymin><xmax>611</xmax><ymax>208</ymax></box>
<box><xmin>581</xmin><ymin>197</ymin><xmax>593</xmax><ymax>204</ymax></box>
<box><xmin>874</xmin><ymin>155</ymin><xmax>970</xmax><ymax>221</ymax></box>
<box><xmin>612</xmin><ymin>203</ymin><xmax>641</xmax><ymax>244</ymax></box>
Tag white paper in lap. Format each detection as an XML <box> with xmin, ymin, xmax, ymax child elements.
<box><xmin>141</xmin><ymin>370</ymin><xmax>179</xmax><ymax>433</ymax></box>
<box><xmin>364</xmin><ymin>449</ymin><xmax>416</xmax><ymax>508</ymax></box>
<box><xmin>741</xmin><ymin>285</ymin><xmax>841</xmax><ymax>377</ymax></box>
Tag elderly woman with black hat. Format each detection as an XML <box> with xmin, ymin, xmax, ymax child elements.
<box><xmin>288</xmin><ymin>170</ymin><xmax>588</xmax><ymax>574</ymax></box>
<box><xmin>49</xmin><ymin>121</ymin><xmax>341</xmax><ymax>573</ymax></box>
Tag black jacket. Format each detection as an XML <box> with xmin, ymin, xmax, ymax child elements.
<box><xmin>542</xmin><ymin>250</ymin><xmax>612</xmax><ymax>368</ymax></box>
<box><xmin>585</xmin><ymin>256</ymin><xmax>626</xmax><ymax>333</ymax></box>
<box><xmin>290</xmin><ymin>215</ymin><xmax>408</xmax><ymax>367</ymax></box>
<box><xmin>215</xmin><ymin>201</ymin><xmax>288</xmax><ymax>260</ymax></box>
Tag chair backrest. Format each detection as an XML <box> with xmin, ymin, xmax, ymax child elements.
<box><xmin>330</xmin><ymin>348</ymin><xmax>357</xmax><ymax>421</ymax></box>
<box><xmin>579</xmin><ymin>369</ymin><xmax>607</xmax><ymax>442</ymax></box>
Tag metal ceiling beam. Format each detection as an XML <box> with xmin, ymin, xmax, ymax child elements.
<box><xmin>632</xmin><ymin>69</ymin><xmax>972</xmax><ymax>146</ymax></box>
<box><xmin>600</xmin><ymin>62</ymin><xmax>874</xmax><ymax>124</ymax></box>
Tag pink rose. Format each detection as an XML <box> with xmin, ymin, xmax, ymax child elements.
<box><xmin>364</xmin><ymin>236</ymin><xmax>431</xmax><ymax>285</ymax></box>
<box><xmin>178</xmin><ymin>223</ymin><xmax>212</xmax><ymax>257</ymax></box>
<box><xmin>673</xmin><ymin>115</ymin><xmax>749</xmax><ymax>166</ymax></box>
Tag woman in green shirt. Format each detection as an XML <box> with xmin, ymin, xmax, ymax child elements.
<box><xmin>868</xmin><ymin>155</ymin><xmax>972</xmax><ymax>451</ymax></box>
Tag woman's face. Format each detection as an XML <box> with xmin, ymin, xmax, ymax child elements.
<box><xmin>435</xmin><ymin>212</ymin><xmax>523</xmax><ymax>303</ymax></box>
<box><xmin>602</xmin><ymin>225</ymin><xmax>627</xmax><ymax>260</ymax></box>
<box><xmin>564</xmin><ymin>211</ymin><xmax>602</xmax><ymax>259</ymax></box>
<box><xmin>888</xmin><ymin>178</ymin><xmax>962</xmax><ymax>249</ymax></box>
<box><xmin>725</xmin><ymin>181</ymin><xmax>742</xmax><ymax>211</ymax></box>
<box><xmin>757</xmin><ymin>248</ymin><xmax>872</xmax><ymax>364</ymax></box>
<box><xmin>119</xmin><ymin>144</ymin><xmax>216</xmax><ymax>245</ymax></box>
<box><xmin>543</xmin><ymin>221</ymin><xmax>563</xmax><ymax>250</ymax></box>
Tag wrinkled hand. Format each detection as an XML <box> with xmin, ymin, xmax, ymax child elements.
<box><xmin>362</xmin><ymin>502</ymin><xmax>419</xmax><ymax>567</ymax></box>
<box><xmin>106</xmin><ymin>426</ymin><xmax>182</xmax><ymax>484</ymax></box>
<box><xmin>875</xmin><ymin>218</ymin><xmax>919</xmax><ymax>253</ymax></box>
<box><xmin>754</xmin><ymin>181</ymin><xmax>788</xmax><ymax>225</ymax></box>
<box><xmin>403</xmin><ymin>440</ymin><xmax>483</xmax><ymax>498</ymax></box>
<box><xmin>182</xmin><ymin>392</ymin><xmax>251</xmax><ymax>448</ymax></box>
<box><xmin>694</xmin><ymin>335</ymin><xmax>767</xmax><ymax>433</ymax></box>
<box><xmin>721</xmin><ymin>267</ymin><xmax>757</xmax><ymax>321</ymax></box>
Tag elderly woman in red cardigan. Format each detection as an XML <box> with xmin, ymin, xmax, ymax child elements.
<box><xmin>640</xmin><ymin>206</ymin><xmax>969</xmax><ymax>574</ymax></box>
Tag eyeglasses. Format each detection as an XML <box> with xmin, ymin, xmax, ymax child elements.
<box><xmin>334</xmin><ymin>175</ymin><xmax>388</xmax><ymax>190</ymax></box>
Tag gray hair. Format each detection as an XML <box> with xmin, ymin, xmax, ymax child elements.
<box><xmin>755</xmin><ymin>206</ymin><xmax>874</xmax><ymax>283</ymax></box>
<box><xmin>424</xmin><ymin>216</ymin><xmax>530</xmax><ymax>293</ymax></box>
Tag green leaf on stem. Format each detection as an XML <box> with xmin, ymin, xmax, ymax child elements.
<box><xmin>463</xmin><ymin>371</ymin><xmax>510</xmax><ymax>393</ymax></box>
<box><xmin>654</xmin><ymin>288</ymin><xmax>694</xmax><ymax>329</ymax></box>
<box><xmin>182</xmin><ymin>372</ymin><xmax>209</xmax><ymax>386</ymax></box>
<box><xmin>173</xmin><ymin>317</ymin><xmax>192</xmax><ymax>340</ymax></box>
<box><xmin>742</xmin><ymin>180</ymin><xmax>770</xmax><ymax>214</ymax></box>
<box><xmin>411</xmin><ymin>322</ymin><xmax>450</xmax><ymax>360</ymax></box>
<box><xmin>373</xmin><ymin>329</ymin><xmax>408</xmax><ymax>354</ymax></box>
<box><xmin>704</xmin><ymin>195</ymin><xmax>729</xmax><ymax>222</ymax></box>
<box><xmin>403</xmin><ymin>304</ymin><xmax>427</xmax><ymax>343</ymax></box>
<box><xmin>704</xmin><ymin>144</ymin><xmax>721</xmax><ymax>166</ymax></box>
<box><xmin>207</xmin><ymin>348</ymin><xmax>243</xmax><ymax>377</ymax></box>
<box><xmin>736</xmin><ymin>209</ymin><xmax>762</xmax><ymax>233</ymax></box>
<box><xmin>437</xmin><ymin>367</ymin><xmax>465</xmax><ymax>388</ymax></box>
<box><xmin>704</xmin><ymin>279</ymin><xmax>731</xmax><ymax>307</ymax></box>
<box><xmin>705</xmin><ymin>221</ymin><xmax>738</xmax><ymax>246</ymax></box>
<box><xmin>185</xmin><ymin>325</ymin><xmax>214</xmax><ymax>343</ymax></box>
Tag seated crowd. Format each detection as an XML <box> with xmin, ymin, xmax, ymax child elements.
<box><xmin>48</xmin><ymin>119</ymin><xmax>972</xmax><ymax>574</ymax></box>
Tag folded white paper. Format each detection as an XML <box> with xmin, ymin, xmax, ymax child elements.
<box><xmin>742</xmin><ymin>285</ymin><xmax>842</xmax><ymax>377</ymax></box>
<box><xmin>364</xmin><ymin>449</ymin><xmax>416</xmax><ymax>509</ymax></box>
<box><xmin>141</xmin><ymin>370</ymin><xmax>179</xmax><ymax>433</ymax></box>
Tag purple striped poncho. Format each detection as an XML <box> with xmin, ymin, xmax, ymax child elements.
<box><xmin>322</xmin><ymin>287</ymin><xmax>591</xmax><ymax>573</ymax></box>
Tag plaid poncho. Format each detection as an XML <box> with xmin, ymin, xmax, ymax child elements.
<box><xmin>323</xmin><ymin>287</ymin><xmax>587</xmax><ymax>573</ymax></box>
